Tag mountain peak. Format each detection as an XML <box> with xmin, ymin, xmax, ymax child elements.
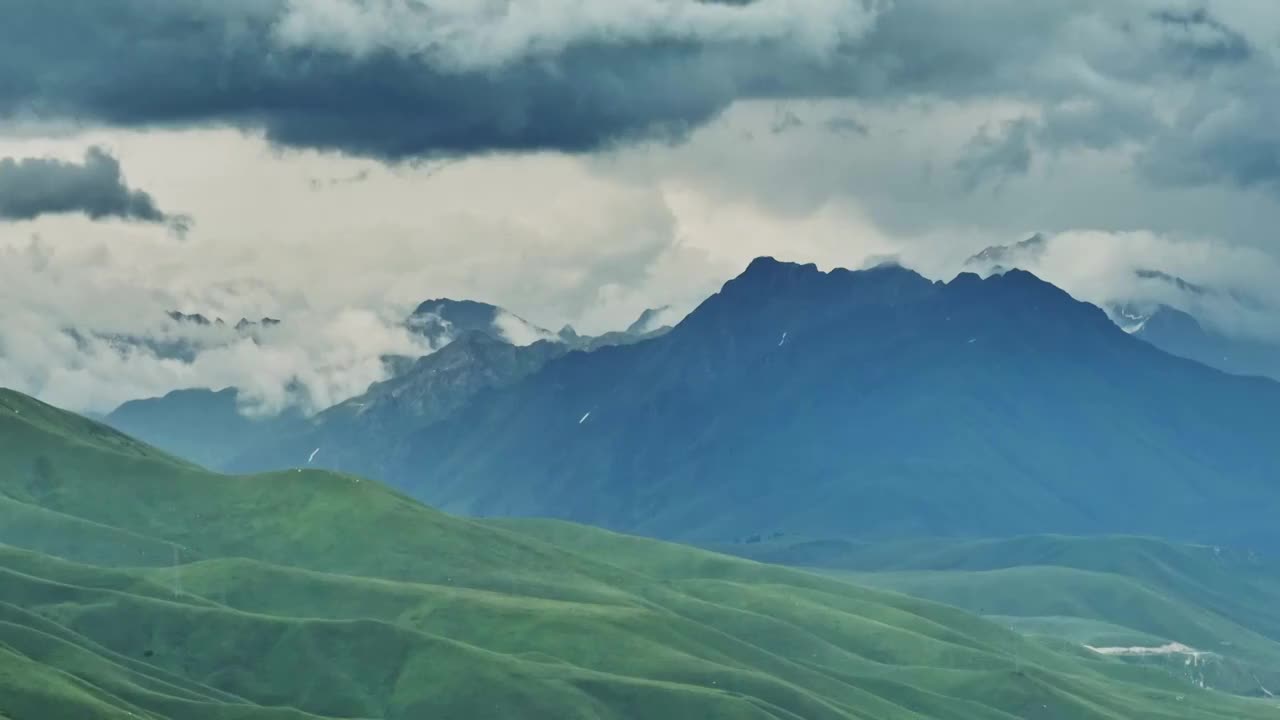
<box><xmin>410</xmin><ymin>298</ymin><xmax>501</xmax><ymax>323</ymax></box>
<box><xmin>939</xmin><ymin>267</ymin><xmax>1122</xmax><ymax>345</ymax></box>
<box><xmin>707</xmin><ymin>256</ymin><xmax>937</xmax><ymax>312</ymax></box>
<box><xmin>167</xmin><ymin>311</ymin><xmax>282</xmax><ymax>334</ymax></box>
<box><xmin>235</xmin><ymin>317</ymin><xmax>282</xmax><ymax>332</ymax></box>
<box><xmin>965</xmin><ymin>233</ymin><xmax>1049</xmax><ymax>271</ymax></box>
<box><xmin>407</xmin><ymin>298</ymin><xmax>503</xmax><ymax>346</ymax></box>
<box><xmin>412</xmin><ymin>297</ymin><xmax>482</xmax><ymax>311</ymax></box>
<box><xmin>739</xmin><ymin>256</ymin><xmax>822</xmax><ymax>281</ymax></box>
<box><xmin>713</xmin><ymin>257</ymin><xmax>831</xmax><ymax>306</ymax></box>
<box><xmin>943</xmin><ymin>267</ymin><xmax>1078</xmax><ymax>310</ymax></box>
<box><xmin>626</xmin><ymin>306</ymin><xmax>680</xmax><ymax>336</ymax></box>
<box><xmin>167</xmin><ymin>310</ymin><xmax>216</xmax><ymax>326</ymax></box>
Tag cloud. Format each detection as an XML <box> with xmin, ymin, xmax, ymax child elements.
<box><xmin>1137</xmin><ymin>87</ymin><xmax>1280</xmax><ymax>193</ymax></box>
<box><xmin>824</xmin><ymin>115</ymin><xmax>869</xmax><ymax>136</ymax></box>
<box><xmin>1</xmin><ymin>0</ymin><xmax>879</xmax><ymax>160</ymax></box>
<box><xmin>1149</xmin><ymin>7</ymin><xmax>1252</xmax><ymax>66</ymax></box>
<box><xmin>0</xmin><ymin>147</ymin><xmax>188</xmax><ymax>232</ymax></box>
<box><xmin>4</xmin><ymin>0</ymin><xmax>1280</xmax><ymax>205</ymax></box>
<box><xmin>273</xmin><ymin>0</ymin><xmax>870</xmax><ymax>70</ymax></box>
<box><xmin>0</xmin><ymin>304</ymin><xmax>429</xmax><ymax>418</ymax></box>
<box><xmin>962</xmin><ymin>229</ymin><xmax>1280</xmax><ymax>343</ymax></box>
<box><xmin>0</xmin><ymin>131</ymin><xmax>727</xmax><ymax>415</ymax></box>
<box><xmin>492</xmin><ymin>311</ymin><xmax>558</xmax><ymax>347</ymax></box>
<box><xmin>956</xmin><ymin>118</ymin><xmax>1035</xmax><ymax>191</ymax></box>
<box><xmin>4</xmin><ymin>2</ymin><xmax>1280</xmax><ymax>416</ymax></box>
<box><xmin>0</xmin><ymin>223</ymin><xmax>434</xmax><ymax>415</ymax></box>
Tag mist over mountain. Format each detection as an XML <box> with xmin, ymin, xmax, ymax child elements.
<box><xmin>966</xmin><ymin>237</ymin><xmax>1280</xmax><ymax>383</ymax></box>
<box><xmin>625</xmin><ymin>305</ymin><xmax>684</xmax><ymax>335</ymax></box>
<box><xmin>227</xmin><ymin>332</ymin><xmax>571</xmax><ymax>477</ymax></box>
<box><xmin>108</xmin><ymin>300</ymin><xmax>673</xmax><ymax>469</ymax></box>
<box><xmin>964</xmin><ymin>233</ymin><xmax>1049</xmax><ymax>272</ymax></box>
<box><xmin>106</xmin><ymin>387</ymin><xmax>306</xmax><ymax>469</ymax></box>
<box><xmin>408</xmin><ymin>298</ymin><xmax>671</xmax><ymax>350</ymax></box>
<box><xmin>1122</xmin><ymin>305</ymin><xmax>1280</xmax><ymax>383</ymax></box>
<box><xmin>72</xmin><ymin>310</ymin><xmax>287</xmax><ymax>366</ymax></box>
<box><xmin>225</xmin><ymin>301</ymin><xmax>676</xmax><ymax>473</ymax></box>
<box><xmin>407</xmin><ymin>298</ymin><xmax>545</xmax><ymax>347</ymax></box>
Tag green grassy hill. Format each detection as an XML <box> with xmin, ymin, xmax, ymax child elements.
<box><xmin>719</xmin><ymin>535</ymin><xmax>1280</xmax><ymax>698</ymax></box>
<box><xmin>3</xmin><ymin>388</ymin><xmax>1279</xmax><ymax>719</ymax></box>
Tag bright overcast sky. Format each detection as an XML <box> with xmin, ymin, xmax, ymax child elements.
<box><xmin>3</xmin><ymin>0</ymin><xmax>1280</xmax><ymax>413</ymax></box>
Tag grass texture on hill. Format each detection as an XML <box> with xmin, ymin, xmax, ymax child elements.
<box><xmin>2</xmin><ymin>388</ymin><xmax>1279</xmax><ymax>719</ymax></box>
<box><xmin>719</xmin><ymin>534</ymin><xmax>1280</xmax><ymax>698</ymax></box>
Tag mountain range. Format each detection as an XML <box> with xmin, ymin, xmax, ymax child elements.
<box><xmin>11</xmin><ymin>255</ymin><xmax>1280</xmax><ymax>717</ymax></box>
<box><xmin>366</xmin><ymin>258</ymin><xmax>1280</xmax><ymax>546</ymax></box>
<box><xmin>107</xmin><ymin>388</ymin><xmax>307</xmax><ymax>470</ymax></box>
<box><xmin>105</xmin><ymin>299</ymin><xmax>673</xmax><ymax>468</ymax></box>
<box><xmin>1117</xmin><ymin>304</ymin><xmax>1280</xmax><ymax>383</ymax></box>
<box><xmin>964</xmin><ymin>237</ymin><xmax>1280</xmax><ymax>383</ymax></box>
<box><xmin>6</xmin><ymin>388</ymin><xmax>1280</xmax><ymax>718</ymax></box>
<box><xmin>100</xmin><ymin>258</ymin><xmax>1280</xmax><ymax>551</ymax></box>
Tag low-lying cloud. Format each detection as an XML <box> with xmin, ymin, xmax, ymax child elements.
<box><xmin>0</xmin><ymin>137</ymin><xmax>724</xmax><ymax>416</ymax></box>
<box><xmin>0</xmin><ymin>147</ymin><xmax>188</xmax><ymax>233</ymax></box>
<box><xmin>2</xmin><ymin>319</ymin><xmax>432</xmax><ymax>421</ymax></box>
<box><xmin>961</xmin><ymin>229</ymin><xmax>1280</xmax><ymax>344</ymax></box>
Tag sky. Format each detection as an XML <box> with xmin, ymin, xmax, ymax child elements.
<box><xmin>3</xmin><ymin>0</ymin><xmax>1280</xmax><ymax>414</ymax></box>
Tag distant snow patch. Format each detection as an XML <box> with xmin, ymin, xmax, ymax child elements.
<box><xmin>494</xmin><ymin>310</ymin><xmax>557</xmax><ymax>347</ymax></box>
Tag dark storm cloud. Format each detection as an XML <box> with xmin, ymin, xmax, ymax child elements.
<box><xmin>0</xmin><ymin>147</ymin><xmax>187</xmax><ymax>231</ymax></box>
<box><xmin>2</xmin><ymin>0</ymin><xmax>1279</xmax><ymax>202</ymax></box>
<box><xmin>0</xmin><ymin>0</ymin><xmax>877</xmax><ymax>160</ymax></box>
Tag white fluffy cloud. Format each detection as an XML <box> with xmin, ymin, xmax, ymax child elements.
<box><xmin>980</xmin><ymin>230</ymin><xmax>1280</xmax><ymax>343</ymax></box>
<box><xmin>0</xmin><ymin>130</ymin><xmax>732</xmax><ymax>414</ymax></box>
<box><xmin>6</xmin><ymin>96</ymin><xmax>1280</xmax><ymax>416</ymax></box>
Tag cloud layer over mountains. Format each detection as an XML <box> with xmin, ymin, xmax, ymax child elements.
<box><xmin>3</xmin><ymin>1</ymin><xmax>1280</xmax><ymax>415</ymax></box>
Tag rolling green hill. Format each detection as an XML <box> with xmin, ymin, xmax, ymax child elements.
<box><xmin>719</xmin><ymin>535</ymin><xmax>1280</xmax><ymax>698</ymax></box>
<box><xmin>3</xmin><ymin>388</ymin><xmax>1279</xmax><ymax>719</ymax></box>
